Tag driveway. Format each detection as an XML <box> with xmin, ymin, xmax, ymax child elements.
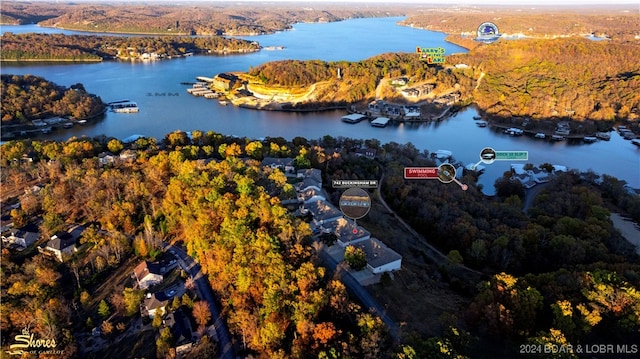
<box><xmin>168</xmin><ymin>245</ymin><xmax>235</xmax><ymax>359</ymax></box>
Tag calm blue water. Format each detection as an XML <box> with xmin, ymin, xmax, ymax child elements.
<box><xmin>1</xmin><ymin>18</ymin><xmax>638</xmax><ymax>193</ymax></box>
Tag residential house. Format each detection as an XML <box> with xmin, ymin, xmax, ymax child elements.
<box><xmin>296</xmin><ymin>177</ymin><xmax>323</xmax><ymax>193</ymax></box>
<box><xmin>133</xmin><ymin>261</ymin><xmax>164</xmax><ymax>290</ymax></box>
<box><xmin>2</xmin><ymin>228</ymin><xmax>39</xmax><ymax>249</ymax></box>
<box><xmin>43</xmin><ymin>231</ymin><xmax>78</xmax><ymax>262</ymax></box>
<box><xmin>322</xmin><ymin>217</ymin><xmax>370</xmax><ymax>247</ymax></box>
<box><xmin>119</xmin><ymin>149</ymin><xmax>137</xmax><ymax>162</ymax></box>
<box><xmin>262</xmin><ymin>157</ymin><xmax>295</xmax><ymax>174</ymax></box>
<box><xmin>141</xmin><ymin>292</ymin><xmax>169</xmax><ymax>319</ymax></box>
<box><xmin>355</xmin><ymin>238</ymin><xmax>402</xmax><ymax>274</ymax></box>
<box><xmin>304</xmin><ymin>199</ymin><xmax>343</xmax><ymax>227</ymax></box>
<box><xmin>0</xmin><ymin>215</ymin><xmax>13</xmax><ymax>233</ymax></box>
<box><xmin>391</xmin><ymin>77</ymin><xmax>408</xmax><ymax>86</ymax></box>
<box><xmin>355</xmin><ymin>148</ymin><xmax>377</xmax><ymax>160</ymax></box>
<box><xmin>163</xmin><ymin>309</ymin><xmax>196</xmax><ymax>357</ymax></box>
<box><xmin>98</xmin><ymin>152</ymin><xmax>116</xmax><ymax>166</ymax></box>
<box><xmin>298</xmin><ymin>187</ymin><xmax>326</xmax><ymax>204</ymax></box>
<box><xmin>297</xmin><ymin>168</ymin><xmax>322</xmax><ymax>184</ymax></box>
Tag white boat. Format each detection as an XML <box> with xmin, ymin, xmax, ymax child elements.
<box><xmin>476</xmin><ymin>121</ymin><xmax>488</xmax><ymax>127</ymax></box>
<box><xmin>111</xmin><ymin>101</ymin><xmax>139</xmax><ymax>113</ymax></box>
<box><xmin>583</xmin><ymin>136</ymin><xmax>597</xmax><ymax>143</ymax></box>
<box><xmin>534</xmin><ymin>133</ymin><xmax>546</xmax><ymax>139</ymax></box>
<box><xmin>77</xmin><ymin>120</ymin><xmax>87</xmax><ymax>125</ymax></box>
<box><xmin>632</xmin><ymin>139</ymin><xmax>640</xmax><ymax>147</ymax></box>
<box><xmin>505</xmin><ymin>127</ymin><xmax>524</xmax><ymax>136</ymax></box>
<box><xmin>551</xmin><ymin>135</ymin><xmax>565</xmax><ymax>141</ymax></box>
<box><xmin>596</xmin><ymin>132</ymin><xmax>611</xmax><ymax>140</ymax></box>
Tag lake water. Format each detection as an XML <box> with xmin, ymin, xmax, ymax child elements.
<box><xmin>1</xmin><ymin>18</ymin><xmax>638</xmax><ymax>193</ymax></box>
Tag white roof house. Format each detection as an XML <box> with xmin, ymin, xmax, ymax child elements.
<box><xmin>322</xmin><ymin>217</ymin><xmax>370</xmax><ymax>247</ymax></box>
<box><xmin>304</xmin><ymin>200</ymin><xmax>343</xmax><ymax>226</ymax></box>
<box><xmin>355</xmin><ymin>238</ymin><xmax>402</xmax><ymax>274</ymax></box>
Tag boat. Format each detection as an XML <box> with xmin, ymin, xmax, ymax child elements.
<box><xmin>41</xmin><ymin>127</ymin><xmax>52</xmax><ymax>134</ymax></box>
<box><xmin>62</xmin><ymin>122</ymin><xmax>74</xmax><ymax>129</ymax></box>
<box><xmin>473</xmin><ymin>116</ymin><xmax>482</xmax><ymax>120</ymax></box>
<box><xmin>111</xmin><ymin>101</ymin><xmax>139</xmax><ymax>113</ymax></box>
<box><xmin>77</xmin><ymin>120</ymin><xmax>87</xmax><ymax>125</ymax></box>
<box><xmin>434</xmin><ymin>149</ymin><xmax>453</xmax><ymax>160</ymax></box>
<box><xmin>583</xmin><ymin>136</ymin><xmax>597</xmax><ymax>143</ymax></box>
<box><xmin>596</xmin><ymin>132</ymin><xmax>611</xmax><ymax>140</ymax></box>
<box><xmin>218</xmin><ymin>100</ymin><xmax>228</xmax><ymax>106</ymax></box>
<box><xmin>475</xmin><ymin>121</ymin><xmax>488</xmax><ymax>127</ymax></box>
<box><xmin>632</xmin><ymin>139</ymin><xmax>640</xmax><ymax>147</ymax></box>
<box><xmin>371</xmin><ymin>117</ymin><xmax>390</xmax><ymax>127</ymax></box>
<box><xmin>551</xmin><ymin>135</ymin><xmax>565</xmax><ymax>141</ymax></box>
<box><xmin>622</xmin><ymin>132</ymin><xmax>636</xmax><ymax>140</ymax></box>
<box><xmin>534</xmin><ymin>133</ymin><xmax>546</xmax><ymax>139</ymax></box>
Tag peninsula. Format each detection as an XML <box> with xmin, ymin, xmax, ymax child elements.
<box><xmin>215</xmin><ymin>37</ymin><xmax>639</xmax><ymax>136</ymax></box>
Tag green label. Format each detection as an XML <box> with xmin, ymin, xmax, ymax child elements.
<box><xmin>495</xmin><ymin>151</ymin><xmax>528</xmax><ymax>160</ymax></box>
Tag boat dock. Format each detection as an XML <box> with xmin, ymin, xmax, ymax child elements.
<box><xmin>110</xmin><ymin>101</ymin><xmax>139</xmax><ymax>113</ymax></box>
<box><xmin>341</xmin><ymin>114</ymin><xmax>366</xmax><ymax>124</ymax></box>
<box><xmin>371</xmin><ymin>117</ymin><xmax>390</xmax><ymax>127</ymax></box>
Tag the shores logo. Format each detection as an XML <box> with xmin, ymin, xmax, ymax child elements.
<box><xmin>5</xmin><ymin>327</ymin><xmax>63</xmax><ymax>356</ymax></box>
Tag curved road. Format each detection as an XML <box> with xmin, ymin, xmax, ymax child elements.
<box><xmin>317</xmin><ymin>247</ymin><xmax>400</xmax><ymax>340</ymax></box>
<box><xmin>168</xmin><ymin>244</ymin><xmax>234</xmax><ymax>359</ymax></box>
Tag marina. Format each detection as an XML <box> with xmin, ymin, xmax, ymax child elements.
<box><xmin>2</xmin><ymin>18</ymin><xmax>637</xmax><ymax>193</ymax></box>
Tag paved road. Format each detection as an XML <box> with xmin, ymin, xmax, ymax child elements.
<box><xmin>317</xmin><ymin>247</ymin><xmax>400</xmax><ymax>340</ymax></box>
<box><xmin>168</xmin><ymin>245</ymin><xmax>234</xmax><ymax>359</ymax></box>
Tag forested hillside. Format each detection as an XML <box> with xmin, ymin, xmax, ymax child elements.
<box><xmin>448</xmin><ymin>38</ymin><xmax>640</xmax><ymax>121</ymax></box>
<box><xmin>0</xmin><ymin>33</ymin><xmax>260</xmax><ymax>61</ymax></box>
<box><xmin>401</xmin><ymin>7</ymin><xmax>640</xmax><ymax>42</ymax></box>
<box><xmin>1</xmin><ymin>74</ymin><xmax>105</xmax><ymax>123</ymax></box>
<box><xmin>0</xmin><ymin>2</ymin><xmax>407</xmax><ymax>36</ymax></box>
<box><xmin>0</xmin><ymin>133</ymin><xmax>393</xmax><ymax>358</ymax></box>
<box><xmin>2</xmin><ymin>131</ymin><xmax>639</xmax><ymax>357</ymax></box>
<box><xmin>245</xmin><ymin>52</ymin><xmax>468</xmax><ymax>105</ymax></box>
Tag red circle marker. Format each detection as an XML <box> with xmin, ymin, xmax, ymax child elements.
<box><xmin>352</xmin><ymin>229</ymin><xmax>358</xmax><ymax>234</ymax></box>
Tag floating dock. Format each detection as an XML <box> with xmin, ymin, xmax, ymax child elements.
<box><xmin>371</xmin><ymin>117</ymin><xmax>390</xmax><ymax>127</ymax></box>
<box><xmin>341</xmin><ymin>114</ymin><xmax>366</xmax><ymax>123</ymax></box>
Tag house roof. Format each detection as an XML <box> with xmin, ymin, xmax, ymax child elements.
<box><xmin>305</xmin><ymin>199</ymin><xmax>343</xmax><ymax>222</ymax></box>
<box><xmin>47</xmin><ymin>232</ymin><xmax>76</xmax><ymax>250</ymax></box>
<box><xmin>297</xmin><ymin>168</ymin><xmax>322</xmax><ymax>184</ymax></box>
<box><xmin>356</xmin><ymin>238</ymin><xmax>402</xmax><ymax>269</ymax></box>
<box><xmin>299</xmin><ymin>187</ymin><xmax>326</xmax><ymax>202</ymax></box>
<box><xmin>134</xmin><ymin>261</ymin><xmax>164</xmax><ymax>280</ymax></box>
<box><xmin>324</xmin><ymin>217</ymin><xmax>370</xmax><ymax>245</ymax></box>
<box><xmin>144</xmin><ymin>292</ymin><xmax>169</xmax><ymax>310</ymax></box>
<box><xmin>13</xmin><ymin>230</ymin><xmax>39</xmax><ymax>243</ymax></box>
<box><xmin>262</xmin><ymin>157</ymin><xmax>294</xmax><ymax>167</ymax></box>
<box><xmin>164</xmin><ymin>309</ymin><xmax>194</xmax><ymax>346</ymax></box>
<box><xmin>298</xmin><ymin>177</ymin><xmax>322</xmax><ymax>192</ymax></box>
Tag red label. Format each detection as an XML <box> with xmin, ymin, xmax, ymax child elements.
<box><xmin>404</xmin><ymin>167</ymin><xmax>439</xmax><ymax>179</ymax></box>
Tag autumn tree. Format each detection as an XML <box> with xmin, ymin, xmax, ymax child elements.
<box><xmin>193</xmin><ymin>301</ymin><xmax>211</xmax><ymax>329</ymax></box>
<box><xmin>344</xmin><ymin>245</ymin><xmax>367</xmax><ymax>271</ymax></box>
